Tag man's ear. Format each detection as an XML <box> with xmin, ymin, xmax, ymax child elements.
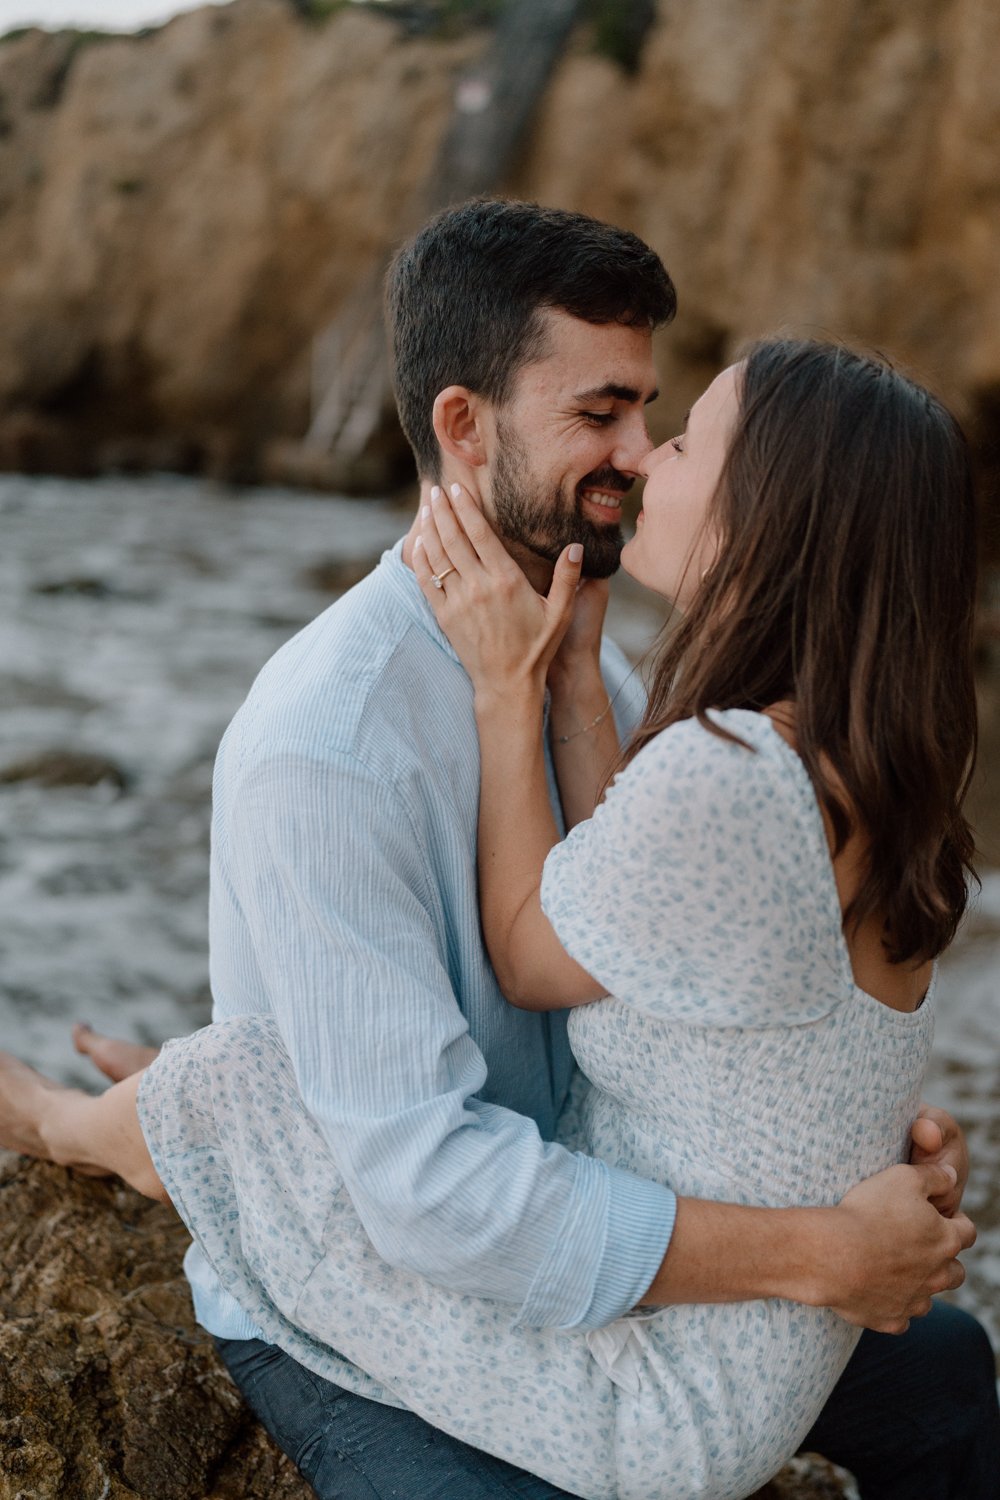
<box><xmin>431</xmin><ymin>386</ymin><xmax>489</xmax><ymax>470</ymax></box>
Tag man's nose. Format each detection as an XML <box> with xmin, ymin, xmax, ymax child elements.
<box><xmin>612</xmin><ymin>413</ymin><xmax>654</xmax><ymax>476</ymax></box>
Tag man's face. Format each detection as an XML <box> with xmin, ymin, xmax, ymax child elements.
<box><xmin>482</xmin><ymin>310</ymin><xmax>659</xmax><ymax>579</ymax></box>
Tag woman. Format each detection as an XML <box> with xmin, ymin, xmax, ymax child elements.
<box><xmin>0</xmin><ymin>339</ymin><xmax>980</xmax><ymax>1498</ymax></box>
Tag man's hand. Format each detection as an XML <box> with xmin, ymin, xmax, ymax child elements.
<box><xmin>819</xmin><ymin>1162</ymin><xmax>975</xmax><ymax>1333</ymax></box>
<box><xmin>642</xmin><ymin>1164</ymin><xmax>976</xmax><ymax>1331</ymax></box>
<box><xmin>909</xmin><ymin>1105</ymin><xmax>969</xmax><ymax>1218</ymax></box>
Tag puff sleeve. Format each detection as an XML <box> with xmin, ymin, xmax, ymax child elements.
<box><xmin>540</xmin><ymin>711</ymin><xmax>844</xmax><ymax>1028</ymax></box>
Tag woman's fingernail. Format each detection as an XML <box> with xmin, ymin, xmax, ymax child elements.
<box><xmin>569</xmin><ymin>543</ymin><xmax>583</xmax><ymax>563</ymax></box>
<box><xmin>430</xmin><ymin>485</ymin><xmax>442</xmax><ymax>501</ymax></box>
<box><xmin>421</xmin><ymin>505</ymin><xmax>430</xmax><ymax>521</ymax></box>
<box><xmin>413</xmin><ymin>536</ymin><xmax>423</xmax><ymax>552</ymax></box>
<box><xmin>450</xmin><ymin>483</ymin><xmax>461</xmax><ymax>499</ymax></box>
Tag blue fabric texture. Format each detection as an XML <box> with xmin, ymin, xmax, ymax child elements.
<box><xmin>183</xmin><ymin>539</ymin><xmax>675</xmax><ymax>1347</ymax></box>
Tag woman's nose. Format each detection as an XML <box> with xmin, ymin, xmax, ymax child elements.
<box><xmin>638</xmin><ymin>440</ymin><xmax>673</xmax><ymax>479</ymax></box>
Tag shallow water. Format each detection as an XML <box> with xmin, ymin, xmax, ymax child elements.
<box><xmin>2</xmin><ymin>473</ymin><xmax>997</xmax><ymax>1352</ymax></box>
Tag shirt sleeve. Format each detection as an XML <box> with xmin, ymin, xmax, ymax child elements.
<box><xmin>541</xmin><ymin>713</ymin><xmax>844</xmax><ymax>1028</ymax></box>
<box><xmin>224</xmin><ymin>741</ymin><xmax>675</xmax><ymax>1330</ymax></box>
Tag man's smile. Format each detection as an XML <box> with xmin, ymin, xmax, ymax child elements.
<box><xmin>578</xmin><ymin>471</ymin><xmax>633</xmax><ymax>526</ymax></box>
<box><xmin>581</xmin><ymin>488</ymin><xmax>625</xmax><ymax>520</ymax></box>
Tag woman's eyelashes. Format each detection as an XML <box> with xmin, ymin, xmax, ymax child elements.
<box><xmin>670</xmin><ymin>436</ymin><xmax>685</xmax><ymax>454</ymax></box>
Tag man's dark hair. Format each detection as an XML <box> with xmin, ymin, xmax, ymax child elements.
<box><xmin>385</xmin><ymin>198</ymin><xmax>677</xmax><ymax>479</ymax></box>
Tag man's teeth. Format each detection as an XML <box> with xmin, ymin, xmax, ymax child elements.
<box><xmin>583</xmin><ymin>491</ymin><xmax>621</xmax><ymax>509</ymax></box>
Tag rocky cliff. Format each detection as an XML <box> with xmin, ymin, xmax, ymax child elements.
<box><xmin>0</xmin><ymin>0</ymin><xmax>998</xmax><ymax>493</ymax></box>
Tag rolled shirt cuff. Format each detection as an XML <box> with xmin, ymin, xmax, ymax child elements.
<box><xmin>516</xmin><ymin>1153</ymin><xmax>677</xmax><ymax>1331</ymax></box>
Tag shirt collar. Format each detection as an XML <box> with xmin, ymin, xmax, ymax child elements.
<box><xmin>378</xmin><ymin>538</ymin><xmax>462</xmax><ymax>665</ymax></box>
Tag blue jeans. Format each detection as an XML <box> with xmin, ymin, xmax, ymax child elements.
<box><xmin>215</xmin><ymin>1301</ymin><xmax>1000</xmax><ymax>1499</ymax></box>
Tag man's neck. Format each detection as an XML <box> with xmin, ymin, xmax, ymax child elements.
<box><xmin>497</xmin><ymin>537</ymin><xmax>555</xmax><ymax>596</ymax></box>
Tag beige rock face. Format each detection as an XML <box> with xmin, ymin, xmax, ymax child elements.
<box><xmin>0</xmin><ymin>0</ymin><xmax>998</xmax><ymax>485</ymax></box>
<box><xmin>0</xmin><ymin>1</ymin><xmax>474</xmax><ymax>479</ymax></box>
<box><xmin>515</xmin><ymin>0</ymin><xmax>1000</xmax><ymax>456</ymax></box>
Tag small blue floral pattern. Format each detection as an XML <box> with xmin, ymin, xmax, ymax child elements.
<box><xmin>138</xmin><ymin>710</ymin><xmax>933</xmax><ymax>1500</ymax></box>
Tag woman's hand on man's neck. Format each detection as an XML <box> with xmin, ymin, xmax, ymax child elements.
<box><xmin>402</xmin><ymin>475</ymin><xmax>556</xmax><ymax>596</ymax></box>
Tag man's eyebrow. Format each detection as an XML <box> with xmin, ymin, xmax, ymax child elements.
<box><xmin>574</xmin><ymin>382</ymin><xmax>660</xmax><ymax>405</ymax></box>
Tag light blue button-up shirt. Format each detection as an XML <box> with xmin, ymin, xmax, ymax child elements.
<box><xmin>186</xmin><ymin>540</ymin><xmax>676</xmax><ymax>1349</ymax></box>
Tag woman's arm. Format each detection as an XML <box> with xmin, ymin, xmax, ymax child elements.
<box><xmin>413</xmin><ymin>486</ymin><xmax>605</xmax><ymax>1011</ymax></box>
<box><xmin>473</xmin><ymin>686</ymin><xmax>604</xmax><ymax>1009</ymax></box>
<box><xmin>547</xmin><ymin>579</ymin><xmax>624</xmax><ymax>831</ymax></box>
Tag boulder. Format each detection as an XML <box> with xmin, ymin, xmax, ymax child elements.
<box><xmin>0</xmin><ymin>749</ymin><xmax>128</xmax><ymax>791</ymax></box>
<box><xmin>0</xmin><ymin>1153</ymin><xmax>310</xmax><ymax>1500</ymax></box>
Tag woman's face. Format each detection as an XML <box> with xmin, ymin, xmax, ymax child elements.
<box><xmin>621</xmin><ymin>364</ymin><xmax>740</xmax><ymax>607</ymax></box>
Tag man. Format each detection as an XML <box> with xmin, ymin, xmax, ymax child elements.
<box><xmin>81</xmin><ymin>199</ymin><xmax>1000</xmax><ymax>1497</ymax></box>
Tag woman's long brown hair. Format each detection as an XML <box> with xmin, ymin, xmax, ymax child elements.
<box><xmin>623</xmin><ymin>338</ymin><xmax>978</xmax><ymax>965</ymax></box>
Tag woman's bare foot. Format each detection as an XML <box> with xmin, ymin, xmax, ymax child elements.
<box><xmin>0</xmin><ymin>1051</ymin><xmax>102</xmax><ymax>1170</ymax></box>
<box><xmin>73</xmin><ymin>1022</ymin><xmax>160</xmax><ymax>1082</ymax></box>
<box><xmin>0</xmin><ymin>1050</ymin><xmax>165</xmax><ymax>1194</ymax></box>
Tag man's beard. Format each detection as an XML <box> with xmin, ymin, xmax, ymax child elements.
<box><xmin>490</xmin><ymin>422</ymin><xmax>629</xmax><ymax>580</ymax></box>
